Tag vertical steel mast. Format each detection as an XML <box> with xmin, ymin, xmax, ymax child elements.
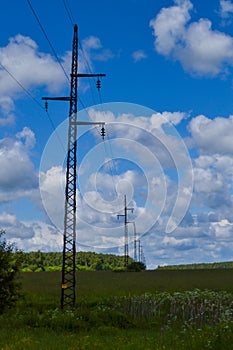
<box><xmin>61</xmin><ymin>24</ymin><xmax>78</xmax><ymax>309</ymax></box>
<box><xmin>117</xmin><ymin>195</ymin><xmax>134</xmax><ymax>268</ymax></box>
<box><xmin>42</xmin><ymin>24</ymin><xmax>106</xmax><ymax>309</ymax></box>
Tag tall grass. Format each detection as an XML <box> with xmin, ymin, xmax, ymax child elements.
<box><xmin>113</xmin><ymin>290</ymin><xmax>233</xmax><ymax>327</ymax></box>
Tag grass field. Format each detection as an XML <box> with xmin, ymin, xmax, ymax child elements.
<box><xmin>20</xmin><ymin>268</ymin><xmax>233</xmax><ymax>295</ymax></box>
<box><xmin>1</xmin><ymin>269</ymin><xmax>233</xmax><ymax>349</ymax></box>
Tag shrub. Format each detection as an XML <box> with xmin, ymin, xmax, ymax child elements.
<box><xmin>127</xmin><ymin>262</ymin><xmax>146</xmax><ymax>272</ymax></box>
<box><xmin>0</xmin><ymin>230</ymin><xmax>22</xmax><ymax>313</ymax></box>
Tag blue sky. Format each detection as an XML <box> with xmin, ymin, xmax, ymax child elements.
<box><xmin>1</xmin><ymin>0</ymin><xmax>233</xmax><ymax>268</ymax></box>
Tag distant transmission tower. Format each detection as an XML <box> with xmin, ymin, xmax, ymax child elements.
<box><xmin>42</xmin><ymin>24</ymin><xmax>106</xmax><ymax>309</ymax></box>
<box><xmin>137</xmin><ymin>239</ymin><xmax>146</xmax><ymax>266</ymax></box>
<box><xmin>117</xmin><ymin>195</ymin><xmax>134</xmax><ymax>268</ymax></box>
<box><xmin>128</xmin><ymin>221</ymin><xmax>137</xmax><ymax>262</ymax></box>
<box><xmin>132</xmin><ymin>222</ymin><xmax>137</xmax><ymax>262</ymax></box>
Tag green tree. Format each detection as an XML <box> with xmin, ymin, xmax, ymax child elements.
<box><xmin>127</xmin><ymin>261</ymin><xmax>146</xmax><ymax>272</ymax></box>
<box><xmin>0</xmin><ymin>230</ymin><xmax>22</xmax><ymax>313</ymax></box>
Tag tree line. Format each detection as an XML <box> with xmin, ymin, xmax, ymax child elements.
<box><xmin>20</xmin><ymin>251</ymin><xmax>135</xmax><ymax>272</ymax></box>
<box><xmin>157</xmin><ymin>261</ymin><xmax>233</xmax><ymax>270</ymax></box>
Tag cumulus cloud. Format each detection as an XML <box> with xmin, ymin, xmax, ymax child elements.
<box><xmin>0</xmin><ymin>32</ymin><xmax>114</xmax><ymax>106</ymax></box>
<box><xmin>0</xmin><ymin>212</ymin><xmax>34</xmax><ymax>239</ymax></box>
<box><xmin>3</xmin><ymin>218</ymin><xmax>62</xmax><ymax>251</ymax></box>
<box><xmin>0</xmin><ymin>96</ymin><xmax>15</xmax><ymax>126</ymax></box>
<box><xmin>38</xmin><ymin>104</ymin><xmax>193</xmax><ymax>251</ymax></box>
<box><xmin>189</xmin><ymin>114</ymin><xmax>233</xmax><ymax>154</ymax></box>
<box><xmin>190</xmin><ymin>151</ymin><xmax>233</xmax><ymax>223</ymax></box>
<box><xmin>0</xmin><ymin>34</ymin><xmax>70</xmax><ymax>95</ymax></box>
<box><xmin>211</xmin><ymin>219</ymin><xmax>233</xmax><ymax>239</ymax></box>
<box><xmin>89</xmin><ymin>107</ymin><xmax>191</xmax><ymax>173</ymax></box>
<box><xmin>39</xmin><ymin>166</ymin><xmax>65</xmax><ymax>229</ymax></box>
<box><xmin>150</xmin><ymin>0</ymin><xmax>192</xmax><ymax>56</ymax></box>
<box><xmin>3</xmin><ymin>100</ymin><xmax>233</xmax><ymax>266</ymax></box>
<box><xmin>194</xmin><ymin>167</ymin><xmax>224</xmax><ymax>194</ymax></box>
<box><xmin>0</xmin><ymin>130</ymin><xmax>37</xmax><ymax>196</ymax></box>
<box><xmin>89</xmin><ymin>107</ymin><xmax>188</xmax><ymax>129</ymax></box>
<box><xmin>150</xmin><ymin>0</ymin><xmax>233</xmax><ymax>76</ymax></box>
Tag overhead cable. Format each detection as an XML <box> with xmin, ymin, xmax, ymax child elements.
<box><xmin>62</xmin><ymin>0</ymin><xmax>75</xmax><ymax>27</ymax></box>
<box><xmin>26</xmin><ymin>0</ymin><xmax>70</xmax><ymax>82</ymax></box>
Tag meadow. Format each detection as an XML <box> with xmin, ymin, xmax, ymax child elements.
<box><xmin>0</xmin><ymin>269</ymin><xmax>233</xmax><ymax>349</ymax></box>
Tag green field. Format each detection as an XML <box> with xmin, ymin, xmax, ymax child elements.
<box><xmin>1</xmin><ymin>269</ymin><xmax>233</xmax><ymax>349</ymax></box>
<box><xmin>20</xmin><ymin>268</ymin><xmax>233</xmax><ymax>296</ymax></box>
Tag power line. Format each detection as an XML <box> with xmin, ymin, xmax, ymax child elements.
<box><xmin>79</xmin><ymin>41</ymin><xmax>94</xmax><ymax>74</ymax></box>
<box><xmin>0</xmin><ymin>62</ymin><xmax>42</xmax><ymax>110</ymax></box>
<box><xmin>0</xmin><ymin>60</ymin><xmax>66</xmax><ymax>151</ymax></box>
<box><xmin>26</xmin><ymin>0</ymin><xmax>70</xmax><ymax>82</ymax></box>
<box><xmin>26</xmin><ymin>1</ymin><xmax>106</xmax><ymax>147</ymax></box>
<box><xmin>61</xmin><ymin>0</ymin><xmax>98</xmax><ymax>100</ymax></box>
<box><xmin>62</xmin><ymin>0</ymin><xmax>75</xmax><ymax>27</ymax></box>
<box><xmin>26</xmin><ymin>0</ymin><xmax>104</xmax><ymax>110</ymax></box>
<box><xmin>61</xmin><ymin>0</ymin><xmax>98</xmax><ymax>104</ymax></box>
<box><xmin>61</xmin><ymin>0</ymin><xmax>105</xmax><ymax>108</ymax></box>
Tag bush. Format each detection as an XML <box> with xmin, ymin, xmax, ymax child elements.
<box><xmin>127</xmin><ymin>262</ymin><xmax>146</xmax><ymax>272</ymax></box>
<box><xmin>0</xmin><ymin>230</ymin><xmax>22</xmax><ymax>313</ymax></box>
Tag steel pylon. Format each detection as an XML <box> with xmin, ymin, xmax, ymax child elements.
<box><xmin>42</xmin><ymin>25</ymin><xmax>106</xmax><ymax>309</ymax></box>
<box><xmin>61</xmin><ymin>24</ymin><xmax>78</xmax><ymax>309</ymax></box>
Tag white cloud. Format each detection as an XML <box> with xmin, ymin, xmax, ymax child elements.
<box><xmin>16</xmin><ymin>127</ymin><xmax>36</xmax><ymax>149</ymax></box>
<box><xmin>4</xmin><ymin>101</ymin><xmax>233</xmax><ymax>266</ymax></box>
<box><xmin>150</xmin><ymin>0</ymin><xmax>233</xmax><ymax>76</ymax></box>
<box><xmin>0</xmin><ymin>130</ymin><xmax>37</xmax><ymax>195</ymax></box>
<box><xmin>0</xmin><ymin>212</ymin><xmax>34</xmax><ymax>239</ymax></box>
<box><xmin>150</xmin><ymin>0</ymin><xmax>192</xmax><ymax>56</ymax></box>
<box><xmin>192</xmin><ymin>154</ymin><xmax>233</xmax><ymax>223</ymax></box>
<box><xmin>82</xmin><ymin>36</ymin><xmax>102</xmax><ymax>50</ymax></box>
<box><xmin>211</xmin><ymin>219</ymin><xmax>233</xmax><ymax>239</ymax></box>
<box><xmin>89</xmin><ymin>107</ymin><xmax>188</xmax><ymax>129</ymax></box>
<box><xmin>0</xmin><ymin>114</ymin><xmax>14</xmax><ymax>127</ymax></box>
<box><xmin>189</xmin><ymin>114</ymin><xmax>233</xmax><ymax>154</ymax></box>
<box><xmin>0</xmin><ymin>96</ymin><xmax>15</xmax><ymax>126</ymax></box>
<box><xmin>39</xmin><ymin>166</ymin><xmax>65</xmax><ymax>229</ymax></box>
<box><xmin>20</xmin><ymin>221</ymin><xmax>62</xmax><ymax>252</ymax></box>
<box><xmin>88</xmin><ymin>108</ymin><xmax>190</xmax><ymax>173</ymax></box>
<box><xmin>180</xmin><ymin>19</ymin><xmax>233</xmax><ymax>75</ymax></box>
<box><xmin>80</xmin><ymin>36</ymin><xmax>114</xmax><ymax>69</ymax></box>
<box><xmin>162</xmin><ymin>235</ymin><xmax>194</xmax><ymax>250</ymax></box>
<box><xmin>3</xmin><ymin>219</ymin><xmax>62</xmax><ymax>251</ymax></box>
<box><xmin>0</xmin><ymin>96</ymin><xmax>14</xmax><ymax>113</ymax></box>
<box><xmin>38</xmin><ymin>103</ymin><xmax>193</xmax><ymax>251</ymax></box>
<box><xmin>0</xmin><ymin>34</ymin><xmax>69</xmax><ymax>95</ymax></box>
<box><xmin>220</xmin><ymin>0</ymin><xmax>233</xmax><ymax>18</ymax></box>
<box><xmin>132</xmin><ymin>50</ymin><xmax>147</xmax><ymax>62</ymax></box>
<box><xmin>194</xmin><ymin>167</ymin><xmax>225</xmax><ymax>193</ymax></box>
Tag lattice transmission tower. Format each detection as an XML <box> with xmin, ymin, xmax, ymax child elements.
<box><xmin>117</xmin><ymin>195</ymin><xmax>134</xmax><ymax>268</ymax></box>
<box><xmin>43</xmin><ymin>24</ymin><xmax>105</xmax><ymax>309</ymax></box>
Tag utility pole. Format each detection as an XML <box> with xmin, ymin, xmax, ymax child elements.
<box><xmin>137</xmin><ymin>239</ymin><xmax>145</xmax><ymax>266</ymax></box>
<box><xmin>42</xmin><ymin>24</ymin><xmax>106</xmax><ymax>309</ymax></box>
<box><xmin>117</xmin><ymin>195</ymin><xmax>134</xmax><ymax>268</ymax></box>
<box><xmin>133</xmin><ymin>222</ymin><xmax>137</xmax><ymax>262</ymax></box>
<box><xmin>128</xmin><ymin>222</ymin><xmax>137</xmax><ymax>262</ymax></box>
<box><xmin>138</xmin><ymin>239</ymin><xmax>141</xmax><ymax>263</ymax></box>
